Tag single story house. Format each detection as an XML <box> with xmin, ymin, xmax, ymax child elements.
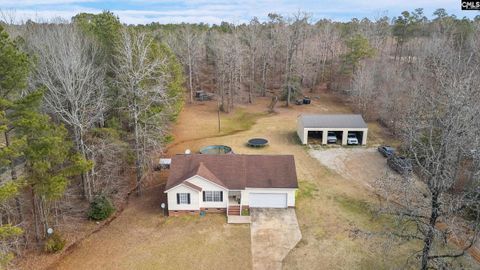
<box><xmin>164</xmin><ymin>154</ymin><xmax>298</xmax><ymax>216</ymax></box>
<box><xmin>297</xmin><ymin>114</ymin><xmax>368</xmax><ymax>145</ymax></box>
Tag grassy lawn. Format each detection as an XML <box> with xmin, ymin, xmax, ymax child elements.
<box><xmin>52</xmin><ymin>186</ymin><xmax>251</xmax><ymax>270</ymax></box>
<box><xmin>219</xmin><ymin>108</ymin><xmax>268</xmax><ymax>136</ymax></box>
<box><xmin>44</xmin><ymin>93</ymin><xmax>478</xmax><ymax>270</ymax></box>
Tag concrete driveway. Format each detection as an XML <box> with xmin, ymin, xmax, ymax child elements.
<box><xmin>250</xmin><ymin>208</ymin><xmax>302</xmax><ymax>270</ymax></box>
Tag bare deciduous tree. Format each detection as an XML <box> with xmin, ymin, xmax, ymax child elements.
<box><xmin>167</xmin><ymin>25</ymin><xmax>204</xmax><ymax>103</ymax></box>
<box><xmin>350</xmin><ymin>61</ymin><xmax>376</xmax><ymax>119</ymax></box>
<box><xmin>282</xmin><ymin>13</ymin><xmax>309</xmax><ymax>106</ymax></box>
<box><xmin>113</xmin><ymin>28</ymin><xmax>169</xmax><ymax>195</ymax></box>
<box><xmin>376</xmin><ymin>37</ymin><xmax>480</xmax><ymax>270</ymax></box>
<box><xmin>212</xmin><ymin>31</ymin><xmax>245</xmax><ymax>112</ymax></box>
<box><xmin>26</xmin><ymin>23</ymin><xmax>106</xmax><ymax>200</ymax></box>
<box><xmin>240</xmin><ymin>18</ymin><xmax>261</xmax><ymax>103</ymax></box>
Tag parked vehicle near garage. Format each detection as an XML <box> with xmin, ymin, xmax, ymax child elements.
<box><xmin>387</xmin><ymin>155</ymin><xmax>413</xmax><ymax>175</ymax></box>
<box><xmin>327</xmin><ymin>131</ymin><xmax>337</xmax><ymax>143</ymax></box>
<box><xmin>297</xmin><ymin>114</ymin><xmax>368</xmax><ymax>145</ymax></box>
<box><xmin>377</xmin><ymin>145</ymin><xmax>396</xmax><ymax>157</ymax></box>
<box><xmin>195</xmin><ymin>90</ymin><xmax>213</xmax><ymax>101</ymax></box>
<box><xmin>347</xmin><ymin>133</ymin><xmax>359</xmax><ymax>145</ymax></box>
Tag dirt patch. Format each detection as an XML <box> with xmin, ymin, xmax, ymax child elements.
<box><xmin>308</xmin><ymin>147</ymin><xmax>388</xmax><ymax>190</ymax></box>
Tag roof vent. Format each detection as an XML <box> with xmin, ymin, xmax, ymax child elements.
<box><xmin>185</xmin><ymin>149</ymin><xmax>191</xmax><ymax>155</ymax></box>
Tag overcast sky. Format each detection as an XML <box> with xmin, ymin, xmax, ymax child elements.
<box><xmin>0</xmin><ymin>0</ymin><xmax>479</xmax><ymax>24</ymax></box>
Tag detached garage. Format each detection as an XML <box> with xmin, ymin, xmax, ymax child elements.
<box><xmin>297</xmin><ymin>114</ymin><xmax>368</xmax><ymax>145</ymax></box>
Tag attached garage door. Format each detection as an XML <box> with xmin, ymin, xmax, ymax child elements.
<box><xmin>249</xmin><ymin>193</ymin><xmax>287</xmax><ymax>208</ymax></box>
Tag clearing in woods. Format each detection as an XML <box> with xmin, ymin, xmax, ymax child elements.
<box><xmin>25</xmin><ymin>92</ymin><xmax>477</xmax><ymax>269</ymax></box>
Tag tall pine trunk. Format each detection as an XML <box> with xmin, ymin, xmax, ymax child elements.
<box><xmin>74</xmin><ymin>128</ymin><xmax>91</xmax><ymax>200</ymax></box>
<box><xmin>4</xmin><ymin>131</ymin><xmax>26</xmax><ymax>245</ymax></box>
<box><xmin>30</xmin><ymin>188</ymin><xmax>40</xmax><ymax>242</ymax></box>
<box><xmin>249</xmin><ymin>51</ymin><xmax>255</xmax><ymax>104</ymax></box>
<box><xmin>132</xmin><ymin>92</ymin><xmax>143</xmax><ymax>196</ymax></box>
<box><xmin>188</xmin><ymin>45</ymin><xmax>194</xmax><ymax>104</ymax></box>
<box><xmin>261</xmin><ymin>60</ymin><xmax>268</xmax><ymax>97</ymax></box>
<box><xmin>4</xmin><ymin>132</ymin><xmax>24</xmax><ymax>222</ymax></box>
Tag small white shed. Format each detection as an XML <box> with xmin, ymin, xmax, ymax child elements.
<box><xmin>297</xmin><ymin>114</ymin><xmax>368</xmax><ymax>145</ymax></box>
<box><xmin>159</xmin><ymin>158</ymin><xmax>172</xmax><ymax>169</ymax></box>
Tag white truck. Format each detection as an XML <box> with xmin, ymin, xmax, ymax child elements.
<box><xmin>347</xmin><ymin>133</ymin><xmax>359</xmax><ymax>145</ymax></box>
<box><xmin>327</xmin><ymin>131</ymin><xmax>337</xmax><ymax>143</ymax></box>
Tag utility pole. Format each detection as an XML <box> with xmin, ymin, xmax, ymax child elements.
<box><xmin>217</xmin><ymin>100</ymin><xmax>221</xmax><ymax>133</ymax></box>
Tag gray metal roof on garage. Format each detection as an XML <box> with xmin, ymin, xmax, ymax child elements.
<box><xmin>299</xmin><ymin>114</ymin><xmax>368</xmax><ymax>129</ymax></box>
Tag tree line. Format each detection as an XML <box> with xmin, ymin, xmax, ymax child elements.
<box><xmin>0</xmin><ymin>7</ymin><xmax>479</xmax><ymax>269</ymax></box>
<box><xmin>160</xmin><ymin>9</ymin><xmax>480</xmax><ymax>114</ymax></box>
<box><xmin>0</xmin><ymin>11</ymin><xmax>184</xmax><ymax>265</ymax></box>
<box><xmin>160</xmin><ymin>8</ymin><xmax>479</xmax><ymax>269</ymax></box>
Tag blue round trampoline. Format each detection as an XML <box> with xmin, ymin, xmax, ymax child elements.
<box><xmin>247</xmin><ymin>138</ymin><xmax>269</xmax><ymax>147</ymax></box>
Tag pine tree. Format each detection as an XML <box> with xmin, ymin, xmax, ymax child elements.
<box><xmin>12</xmin><ymin>91</ymin><xmax>92</xmax><ymax>241</ymax></box>
<box><xmin>0</xmin><ymin>24</ymin><xmax>30</xmax><ymax>264</ymax></box>
<box><xmin>1</xmin><ymin>25</ymin><xmax>91</xmax><ymax>256</ymax></box>
<box><xmin>0</xmin><ymin>25</ymin><xmax>29</xmax><ymax>99</ymax></box>
<box><xmin>344</xmin><ymin>34</ymin><xmax>375</xmax><ymax>73</ymax></box>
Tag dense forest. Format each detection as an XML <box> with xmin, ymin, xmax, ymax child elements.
<box><xmin>0</xmin><ymin>8</ymin><xmax>479</xmax><ymax>269</ymax></box>
<box><xmin>0</xmin><ymin>11</ymin><xmax>185</xmax><ymax>265</ymax></box>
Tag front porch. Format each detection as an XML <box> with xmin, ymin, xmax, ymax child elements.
<box><xmin>227</xmin><ymin>191</ymin><xmax>250</xmax><ymax>224</ymax></box>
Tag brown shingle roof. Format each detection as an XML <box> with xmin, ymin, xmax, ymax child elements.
<box><xmin>182</xmin><ymin>181</ymin><xmax>202</xmax><ymax>191</ymax></box>
<box><xmin>192</xmin><ymin>162</ymin><xmax>225</xmax><ymax>188</ymax></box>
<box><xmin>165</xmin><ymin>154</ymin><xmax>298</xmax><ymax>191</ymax></box>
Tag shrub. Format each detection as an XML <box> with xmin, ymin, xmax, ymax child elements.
<box><xmin>241</xmin><ymin>208</ymin><xmax>249</xmax><ymax>216</ymax></box>
<box><xmin>0</xmin><ymin>251</ymin><xmax>14</xmax><ymax>267</ymax></box>
<box><xmin>44</xmin><ymin>232</ymin><xmax>66</xmax><ymax>253</ymax></box>
<box><xmin>88</xmin><ymin>195</ymin><xmax>115</xmax><ymax>221</ymax></box>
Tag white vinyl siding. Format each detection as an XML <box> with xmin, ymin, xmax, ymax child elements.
<box><xmin>187</xmin><ymin>176</ymin><xmax>228</xmax><ymax>208</ymax></box>
<box><xmin>166</xmin><ymin>185</ymin><xmax>199</xmax><ymax>211</ymax></box>
<box><xmin>166</xmin><ymin>177</ymin><xmax>298</xmax><ymax>211</ymax></box>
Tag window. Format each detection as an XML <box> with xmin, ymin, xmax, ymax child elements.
<box><xmin>203</xmin><ymin>191</ymin><xmax>223</xmax><ymax>202</ymax></box>
<box><xmin>177</xmin><ymin>193</ymin><xmax>190</xmax><ymax>204</ymax></box>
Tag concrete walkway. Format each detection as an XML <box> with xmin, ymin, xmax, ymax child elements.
<box><xmin>250</xmin><ymin>208</ymin><xmax>302</xmax><ymax>270</ymax></box>
<box><xmin>227</xmin><ymin>215</ymin><xmax>251</xmax><ymax>224</ymax></box>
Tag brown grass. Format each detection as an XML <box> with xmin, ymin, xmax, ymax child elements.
<box><xmin>166</xmin><ymin>95</ymin><xmax>415</xmax><ymax>269</ymax></box>
<box><xmin>50</xmin><ymin>184</ymin><xmax>251</xmax><ymax>270</ymax></box>
<box><xmin>22</xmin><ymin>92</ymin><xmax>477</xmax><ymax>269</ymax></box>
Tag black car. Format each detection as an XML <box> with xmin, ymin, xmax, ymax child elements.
<box><xmin>387</xmin><ymin>155</ymin><xmax>413</xmax><ymax>175</ymax></box>
<box><xmin>378</xmin><ymin>145</ymin><xmax>396</xmax><ymax>157</ymax></box>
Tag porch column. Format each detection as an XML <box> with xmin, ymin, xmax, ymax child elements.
<box><xmin>342</xmin><ymin>130</ymin><xmax>348</xmax><ymax>145</ymax></box>
<box><xmin>321</xmin><ymin>129</ymin><xmax>328</xmax><ymax>145</ymax></box>
<box><xmin>362</xmin><ymin>129</ymin><xmax>368</xmax><ymax>145</ymax></box>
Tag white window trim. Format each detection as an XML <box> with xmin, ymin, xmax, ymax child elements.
<box><xmin>204</xmin><ymin>191</ymin><xmax>223</xmax><ymax>202</ymax></box>
<box><xmin>178</xmin><ymin>193</ymin><xmax>189</xmax><ymax>204</ymax></box>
